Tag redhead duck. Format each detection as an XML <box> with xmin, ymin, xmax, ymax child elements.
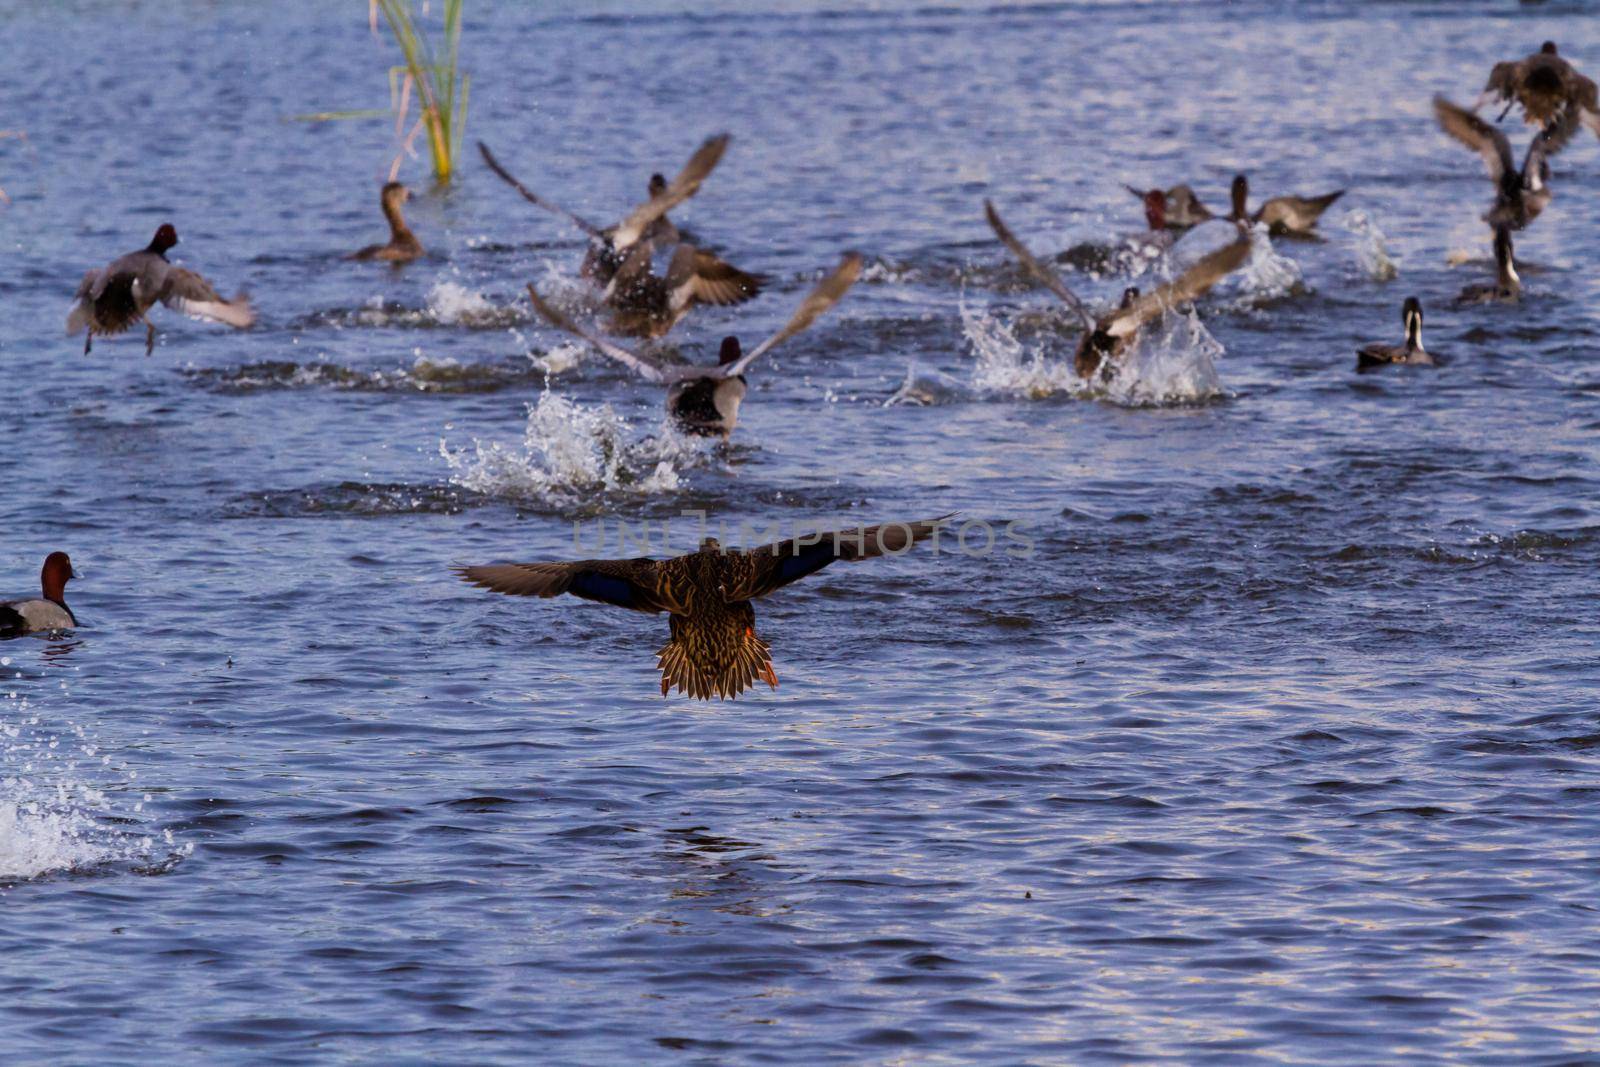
<box><xmin>350</xmin><ymin>182</ymin><xmax>422</xmax><ymax>262</ymax></box>
<box><xmin>66</xmin><ymin>224</ymin><xmax>254</xmax><ymax>355</ymax></box>
<box><xmin>478</xmin><ymin>135</ymin><xmax>728</xmax><ymax>285</ymax></box>
<box><xmin>602</xmin><ymin>240</ymin><xmax>766</xmax><ymax>339</ymax></box>
<box><xmin>1479</xmin><ymin>43</ymin><xmax>1600</xmax><ymax>138</ymax></box>
<box><xmin>525</xmin><ymin>252</ymin><xmax>862</xmax><ymax>439</ymax></box>
<box><xmin>1435</xmin><ymin>95</ymin><xmax>1578</xmax><ymax>231</ymax></box>
<box><xmin>1</xmin><ymin>553</ymin><xmax>78</xmax><ymax>637</ymax></box>
<box><xmin>1458</xmin><ymin>227</ymin><xmax>1520</xmax><ymax>303</ymax></box>
<box><xmin>1228</xmin><ymin>175</ymin><xmax>1344</xmax><ymax>237</ymax></box>
<box><xmin>984</xmin><ymin>199</ymin><xmax>1250</xmax><ymax>380</ymax></box>
<box><xmin>1126</xmin><ymin>183</ymin><xmax>1214</xmax><ymax>229</ymax></box>
<box><xmin>1357</xmin><ymin>297</ymin><xmax>1432</xmax><ymax>370</ymax></box>
<box><xmin>455</xmin><ymin>516</ymin><xmax>948</xmax><ymax>700</ymax></box>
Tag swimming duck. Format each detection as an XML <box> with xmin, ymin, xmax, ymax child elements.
<box><xmin>66</xmin><ymin>224</ymin><xmax>255</xmax><ymax>355</ymax></box>
<box><xmin>456</xmin><ymin>516</ymin><xmax>949</xmax><ymax>700</ymax></box>
<box><xmin>350</xmin><ymin>182</ymin><xmax>422</xmax><ymax>262</ymax></box>
<box><xmin>985</xmin><ymin>199</ymin><xmax>1250</xmax><ymax>380</ymax></box>
<box><xmin>602</xmin><ymin>240</ymin><xmax>766</xmax><ymax>339</ymax></box>
<box><xmin>1356</xmin><ymin>297</ymin><xmax>1432</xmax><ymax>371</ymax></box>
<box><xmin>526</xmin><ymin>253</ymin><xmax>862</xmax><ymax>438</ymax></box>
<box><xmin>478</xmin><ymin>135</ymin><xmax>728</xmax><ymax>285</ymax></box>
<box><xmin>1125</xmin><ymin>183</ymin><xmax>1214</xmax><ymax>229</ymax></box>
<box><xmin>1228</xmin><ymin>175</ymin><xmax>1344</xmax><ymax>236</ymax></box>
<box><xmin>0</xmin><ymin>553</ymin><xmax>77</xmax><ymax>637</ymax></box>
<box><xmin>1434</xmin><ymin>94</ymin><xmax>1578</xmax><ymax>231</ymax></box>
<box><xmin>1457</xmin><ymin>226</ymin><xmax>1520</xmax><ymax>303</ymax></box>
<box><xmin>1479</xmin><ymin>42</ymin><xmax>1600</xmax><ymax>138</ymax></box>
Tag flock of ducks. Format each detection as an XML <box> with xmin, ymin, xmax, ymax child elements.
<box><xmin>14</xmin><ymin>41</ymin><xmax>1597</xmax><ymax>700</ymax></box>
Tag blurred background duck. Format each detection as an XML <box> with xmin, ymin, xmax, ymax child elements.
<box><xmin>1435</xmin><ymin>95</ymin><xmax>1578</xmax><ymax>231</ymax></box>
<box><xmin>1227</xmin><ymin>174</ymin><xmax>1344</xmax><ymax>237</ymax></box>
<box><xmin>1357</xmin><ymin>297</ymin><xmax>1432</xmax><ymax>371</ymax></box>
<box><xmin>1478</xmin><ymin>42</ymin><xmax>1600</xmax><ymax>139</ymax></box>
<box><xmin>1457</xmin><ymin>227</ymin><xmax>1520</xmax><ymax>303</ymax></box>
<box><xmin>349</xmin><ymin>182</ymin><xmax>422</xmax><ymax>262</ymax></box>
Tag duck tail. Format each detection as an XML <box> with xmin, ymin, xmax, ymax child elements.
<box><xmin>1310</xmin><ymin>189</ymin><xmax>1346</xmax><ymax>212</ymax></box>
<box><xmin>656</xmin><ymin>612</ymin><xmax>777</xmax><ymax>701</ymax></box>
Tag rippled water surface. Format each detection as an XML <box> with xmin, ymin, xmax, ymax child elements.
<box><xmin>3</xmin><ymin>1</ymin><xmax>1600</xmax><ymax>1062</ymax></box>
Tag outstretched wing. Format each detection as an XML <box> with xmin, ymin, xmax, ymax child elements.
<box><xmin>1523</xmin><ymin>98</ymin><xmax>1581</xmax><ymax>185</ymax></box>
<box><xmin>454</xmin><ymin>557</ymin><xmax>678</xmax><ymax>613</ymax></box>
<box><xmin>721</xmin><ymin>515</ymin><xmax>952</xmax><ymax>602</ymax></box>
<box><xmin>717</xmin><ymin>252</ymin><xmax>863</xmax><ymax>379</ymax></box>
<box><xmin>525</xmin><ymin>283</ymin><xmax>667</xmax><ymax>383</ymax></box>
<box><xmin>612</xmin><ymin>133</ymin><xmax>730</xmax><ymax>250</ymax></box>
<box><xmin>160</xmin><ymin>268</ymin><xmax>255</xmax><ymax>328</ymax></box>
<box><xmin>1434</xmin><ymin>95</ymin><xmax>1514</xmax><ymax>183</ymax></box>
<box><xmin>478</xmin><ymin>141</ymin><xmax>603</xmax><ymax>238</ymax></box>
<box><xmin>983</xmin><ymin>199</ymin><xmax>1092</xmax><ymax>327</ymax></box>
<box><xmin>1103</xmin><ymin>234</ymin><xmax>1249</xmax><ymax>339</ymax></box>
<box><xmin>665</xmin><ymin>244</ymin><xmax>766</xmax><ymax>312</ymax></box>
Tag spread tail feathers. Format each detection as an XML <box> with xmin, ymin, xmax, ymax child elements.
<box><xmin>657</xmin><ymin>615</ymin><xmax>777</xmax><ymax>701</ymax></box>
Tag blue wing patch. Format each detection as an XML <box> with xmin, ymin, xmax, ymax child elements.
<box><xmin>773</xmin><ymin>543</ymin><xmax>837</xmax><ymax>586</ymax></box>
<box><xmin>570</xmin><ymin>570</ymin><xmax>644</xmax><ymax>609</ymax></box>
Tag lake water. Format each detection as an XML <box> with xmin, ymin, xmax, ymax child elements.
<box><xmin>2</xmin><ymin>1</ymin><xmax>1599</xmax><ymax>1062</ymax></box>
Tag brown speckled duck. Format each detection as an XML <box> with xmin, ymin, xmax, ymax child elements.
<box><xmin>456</xmin><ymin>516</ymin><xmax>949</xmax><ymax>700</ymax></box>
<box><xmin>602</xmin><ymin>240</ymin><xmax>766</xmax><ymax>338</ymax></box>
<box><xmin>1435</xmin><ymin>95</ymin><xmax>1578</xmax><ymax>231</ymax></box>
<box><xmin>0</xmin><ymin>552</ymin><xmax>78</xmax><ymax>637</ymax></box>
<box><xmin>67</xmin><ymin>224</ymin><xmax>254</xmax><ymax>355</ymax></box>
<box><xmin>1478</xmin><ymin>42</ymin><xmax>1600</xmax><ymax>138</ymax></box>
<box><xmin>985</xmin><ymin>199</ymin><xmax>1250</xmax><ymax>379</ymax></box>
<box><xmin>350</xmin><ymin>182</ymin><xmax>422</xmax><ymax>262</ymax></box>
<box><xmin>1357</xmin><ymin>297</ymin><xmax>1432</xmax><ymax>371</ymax></box>
<box><xmin>526</xmin><ymin>252</ymin><xmax>862</xmax><ymax>438</ymax></box>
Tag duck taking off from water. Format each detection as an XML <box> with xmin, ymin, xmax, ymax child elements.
<box><xmin>455</xmin><ymin>516</ymin><xmax>950</xmax><ymax>700</ymax></box>
<box><xmin>1125</xmin><ymin>183</ymin><xmax>1214</xmax><ymax>229</ymax></box>
<box><xmin>526</xmin><ymin>253</ymin><xmax>862</xmax><ymax>438</ymax></box>
<box><xmin>1227</xmin><ymin>175</ymin><xmax>1344</xmax><ymax>237</ymax></box>
<box><xmin>1458</xmin><ymin>227</ymin><xmax>1520</xmax><ymax>304</ymax></box>
<box><xmin>1</xmin><ymin>552</ymin><xmax>78</xmax><ymax>637</ymax></box>
<box><xmin>1435</xmin><ymin>95</ymin><xmax>1578</xmax><ymax>232</ymax></box>
<box><xmin>984</xmin><ymin>199</ymin><xmax>1250</xmax><ymax>380</ymax></box>
<box><xmin>1357</xmin><ymin>297</ymin><xmax>1432</xmax><ymax>371</ymax></box>
<box><xmin>1478</xmin><ymin>42</ymin><xmax>1600</xmax><ymax>139</ymax></box>
<box><xmin>66</xmin><ymin>224</ymin><xmax>254</xmax><ymax>355</ymax></box>
<box><xmin>350</xmin><ymin>182</ymin><xmax>422</xmax><ymax>262</ymax></box>
<box><xmin>478</xmin><ymin>135</ymin><xmax>730</xmax><ymax>285</ymax></box>
<box><xmin>602</xmin><ymin>240</ymin><xmax>767</xmax><ymax>339</ymax></box>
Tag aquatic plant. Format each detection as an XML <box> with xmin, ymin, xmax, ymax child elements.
<box><xmin>373</xmin><ymin>0</ymin><xmax>470</xmax><ymax>184</ymax></box>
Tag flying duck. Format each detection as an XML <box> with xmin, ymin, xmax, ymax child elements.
<box><xmin>456</xmin><ymin>516</ymin><xmax>949</xmax><ymax>700</ymax></box>
<box><xmin>478</xmin><ymin>135</ymin><xmax>730</xmax><ymax>285</ymax></box>
<box><xmin>525</xmin><ymin>253</ymin><xmax>862</xmax><ymax>438</ymax></box>
<box><xmin>67</xmin><ymin>224</ymin><xmax>255</xmax><ymax>355</ymax></box>
<box><xmin>1458</xmin><ymin>226</ymin><xmax>1520</xmax><ymax>303</ymax></box>
<box><xmin>984</xmin><ymin>199</ymin><xmax>1250</xmax><ymax>380</ymax></box>
<box><xmin>1357</xmin><ymin>297</ymin><xmax>1433</xmax><ymax>371</ymax></box>
<box><xmin>1435</xmin><ymin>94</ymin><xmax>1578</xmax><ymax>232</ymax></box>
<box><xmin>1478</xmin><ymin>42</ymin><xmax>1600</xmax><ymax>138</ymax></box>
<box><xmin>1125</xmin><ymin>183</ymin><xmax>1214</xmax><ymax>229</ymax></box>
<box><xmin>602</xmin><ymin>240</ymin><xmax>766</xmax><ymax>338</ymax></box>
<box><xmin>1228</xmin><ymin>175</ymin><xmax>1344</xmax><ymax>236</ymax></box>
<box><xmin>1</xmin><ymin>552</ymin><xmax>78</xmax><ymax>637</ymax></box>
<box><xmin>350</xmin><ymin>181</ymin><xmax>422</xmax><ymax>262</ymax></box>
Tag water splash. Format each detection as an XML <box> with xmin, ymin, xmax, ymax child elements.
<box><xmin>885</xmin><ymin>361</ymin><xmax>973</xmax><ymax>407</ymax></box>
<box><xmin>1342</xmin><ymin>209</ymin><xmax>1398</xmax><ymax>281</ymax></box>
<box><xmin>439</xmin><ymin>390</ymin><xmax>695</xmax><ymax>503</ymax></box>
<box><xmin>961</xmin><ymin>297</ymin><xmax>1081</xmax><ymax>399</ymax></box>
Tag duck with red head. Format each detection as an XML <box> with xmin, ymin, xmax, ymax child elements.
<box><xmin>1228</xmin><ymin>174</ymin><xmax>1345</xmax><ymax>237</ymax></box>
<box><xmin>1125</xmin><ymin>184</ymin><xmax>1213</xmax><ymax>229</ymax></box>
<box><xmin>350</xmin><ymin>182</ymin><xmax>423</xmax><ymax>263</ymax></box>
<box><xmin>1</xmin><ymin>552</ymin><xmax>79</xmax><ymax>637</ymax></box>
<box><xmin>67</xmin><ymin>223</ymin><xmax>254</xmax><ymax>355</ymax></box>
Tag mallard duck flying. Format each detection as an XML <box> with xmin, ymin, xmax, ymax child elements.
<box><xmin>602</xmin><ymin>240</ymin><xmax>766</xmax><ymax>338</ymax></box>
<box><xmin>526</xmin><ymin>252</ymin><xmax>862</xmax><ymax>438</ymax></box>
<box><xmin>1478</xmin><ymin>42</ymin><xmax>1600</xmax><ymax>138</ymax></box>
<box><xmin>456</xmin><ymin>516</ymin><xmax>950</xmax><ymax>700</ymax></box>
<box><xmin>1435</xmin><ymin>94</ymin><xmax>1578</xmax><ymax>231</ymax></box>
<box><xmin>350</xmin><ymin>181</ymin><xmax>422</xmax><ymax>262</ymax></box>
<box><xmin>984</xmin><ymin>199</ymin><xmax>1249</xmax><ymax>380</ymax></box>
<box><xmin>478</xmin><ymin>135</ymin><xmax>729</xmax><ymax>285</ymax></box>
<box><xmin>66</xmin><ymin>224</ymin><xmax>254</xmax><ymax>355</ymax></box>
<box><xmin>1227</xmin><ymin>175</ymin><xmax>1344</xmax><ymax>237</ymax></box>
<box><xmin>1458</xmin><ymin>227</ymin><xmax>1520</xmax><ymax>304</ymax></box>
<box><xmin>1357</xmin><ymin>297</ymin><xmax>1433</xmax><ymax>371</ymax></box>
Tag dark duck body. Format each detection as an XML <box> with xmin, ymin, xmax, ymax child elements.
<box><xmin>1480</xmin><ymin>42</ymin><xmax>1600</xmax><ymax>138</ymax></box>
<box><xmin>0</xmin><ymin>552</ymin><xmax>78</xmax><ymax>637</ymax></box>
<box><xmin>456</xmin><ymin>517</ymin><xmax>949</xmax><ymax>700</ymax></box>
<box><xmin>603</xmin><ymin>241</ymin><xmax>766</xmax><ymax>339</ymax></box>
<box><xmin>1458</xmin><ymin>227</ymin><xmax>1521</xmax><ymax>304</ymax></box>
<box><xmin>1435</xmin><ymin>94</ymin><xmax>1578</xmax><ymax>231</ymax></box>
<box><xmin>350</xmin><ymin>182</ymin><xmax>423</xmax><ymax>262</ymax></box>
<box><xmin>1357</xmin><ymin>297</ymin><xmax>1433</xmax><ymax>370</ymax></box>
<box><xmin>1228</xmin><ymin>174</ymin><xmax>1344</xmax><ymax>237</ymax></box>
<box><xmin>66</xmin><ymin>224</ymin><xmax>254</xmax><ymax>355</ymax></box>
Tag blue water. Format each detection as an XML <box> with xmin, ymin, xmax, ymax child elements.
<box><xmin>3</xmin><ymin>1</ymin><xmax>1599</xmax><ymax>1062</ymax></box>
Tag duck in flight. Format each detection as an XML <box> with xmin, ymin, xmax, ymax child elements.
<box><xmin>525</xmin><ymin>252</ymin><xmax>862</xmax><ymax>438</ymax></box>
<box><xmin>478</xmin><ymin>134</ymin><xmax>736</xmax><ymax>285</ymax></box>
<box><xmin>1227</xmin><ymin>174</ymin><xmax>1344</xmax><ymax>237</ymax></box>
<box><xmin>601</xmin><ymin>239</ymin><xmax>766</xmax><ymax>339</ymax></box>
<box><xmin>1125</xmin><ymin>183</ymin><xmax>1214</xmax><ymax>229</ymax></box>
<box><xmin>1478</xmin><ymin>42</ymin><xmax>1600</xmax><ymax>138</ymax></box>
<box><xmin>1435</xmin><ymin>95</ymin><xmax>1578</xmax><ymax>232</ymax></box>
<box><xmin>67</xmin><ymin>224</ymin><xmax>255</xmax><ymax>355</ymax></box>
<box><xmin>456</xmin><ymin>516</ymin><xmax>949</xmax><ymax>700</ymax></box>
<box><xmin>1357</xmin><ymin>297</ymin><xmax>1432</xmax><ymax>371</ymax></box>
<box><xmin>984</xmin><ymin>200</ymin><xmax>1250</xmax><ymax>380</ymax></box>
<box><xmin>349</xmin><ymin>182</ymin><xmax>423</xmax><ymax>262</ymax></box>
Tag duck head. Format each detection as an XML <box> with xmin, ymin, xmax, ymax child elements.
<box><xmin>699</xmin><ymin>536</ymin><xmax>722</xmax><ymax>552</ymax></box>
<box><xmin>1142</xmin><ymin>190</ymin><xmax>1166</xmax><ymax>231</ymax></box>
<box><xmin>718</xmin><ymin>336</ymin><xmax>742</xmax><ymax>366</ymax></box>
<box><xmin>1401</xmin><ymin>296</ymin><xmax>1423</xmax><ymax>348</ymax></box>
<box><xmin>147</xmin><ymin>223</ymin><xmax>179</xmax><ymax>255</ymax></box>
<box><xmin>381</xmin><ymin>181</ymin><xmax>411</xmax><ymax>206</ymax></box>
<box><xmin>648</xmin><ymin>173</ymin><xmax>668</xmax><ymax>199</ymax></box>
<box><xmin>1230</xmin><ymin>175</ymin><xmax>1249</xmax><ymax>220</ymax></box>
<box><xmin>1541</xmin><ymin>41</ymin><xmax>1558</xmax><ymax>56</ymax></box>
<box><xmin>40</xmin><ymin>551</ymin><xmax>76</xmax><ymax>603</ymax></box>
<box><xmin>1119</xmin><ymin>286</ymin><xmax>1140</xmax><ymax>309</ymax></box>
